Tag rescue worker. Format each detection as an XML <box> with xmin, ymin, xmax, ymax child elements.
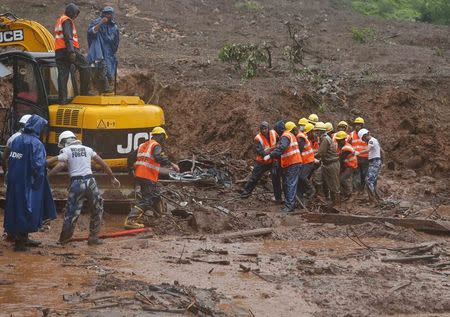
<box><xmin>87</xmin><ymin>6</ymin><xmax>120</xmax><ymax>93</ymax></box>
<box><xmin>55</xmin><ymin>3</ymin><xmax>91</xmax><ymax>104</ymax></box>
<box><xmin>241</xmin><ymin>122</ymin><xmax>282</xmax><ymax>203</ymax></box>
<box><xmin>325</xmin><ymin>122</ymin><xmax>334</xmax><ymax>138</ymax></box>
<box><xmin>335</xmin><ymin>131</ymin><xmax>358</xmax><ymax>199</ymax></box>
<box><xmin>4</xmin><ymin>115</ymin><xmax>56</xmax><ymax>251</ymax></box>
<box><xmin>296</xmin><ymin>121</ymin><xmax>316</xmax><ymax>199</ymax></box>
<box><xmin>266</xmin><ymin>121</ymin><xmax>302</xmax><ymax>212</ymax></box>
<box><xmin>357</xmin><ymin>129</ymin><xmax>383</xmax><ymax>203</ymax></box>
<box><xmin>350</xmin><ymin>117</ymin><xmax>369</xmax><ymax>191</ymax></box>
<box><xmin>311</xmin><ymin>122</ymin><xmax>326</xmax><ymax>197</ymax></box>
<box><xmin>124</xmin><ymin>127</ymin><xmax>180</xmax><ymax>229</ymax></box>
<box><xmin>315</xmin><ymin>122</ymin><xmax>341</xmax><ymax>207</ymax></box>
<box><xmin>307</xmin><ymin>113</ymin><xmax>319</xmax><ymax>125</ymax></box>
<box><xmin>47</xmin><ymin>131</ymin><xmax>120</xmax><ymax>245</ymax></box>
<box><xmin>333</xmin><ymin>121</ymin><xmax>351</xmax><ymax>143</ymax></box>
<box><xmin>2</xmin><ymin>114</ymin><xmax>31</xmax><ymax>173</ymax></box>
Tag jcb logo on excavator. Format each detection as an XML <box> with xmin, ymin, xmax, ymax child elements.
<box><xmin>117</xmin><ymin>132</ymin><xmax>150</xmax><ymax>154</ymax></box>
<box><xmin>0</xmin><ymin>29</ymin><xmax>24</xmax><ymax>43</ymax></box>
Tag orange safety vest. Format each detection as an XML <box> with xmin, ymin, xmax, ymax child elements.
<box><xmin>255</xmin><ymin>130</ymin><xmax>278</xmax><ymax>164</ymax></box>
<box><xmin>350</xmin><ymin>131</ymin><xmax>368</xmax><ymax>158</ymax></box>
<box><xmin>296</xmin><ymin>131</ymin><xmax>315</xmax><ymax>164</ymax></box>
<box><xmin>339</xmin><ymin>142</ymin><xmax>358</xmax><ymax>169</ymax></box>
<box><xmin>311</xmin><ymin>135</ymin><xmax>320</xmax><ymax>155</ymax></box>
<box><xmin>280</xmin><ymin>131</ymin><xmax>302</xmax><ymax>168</ymax></box>
<box><xmin>134</xmin><ymin>140</ymin><xmax>161</xmax><ymax>182</ymax></box>
<box><xmin>54</xmin><ymin>15</ymin><xmax>80</xmax><ymax>50</ymax></box>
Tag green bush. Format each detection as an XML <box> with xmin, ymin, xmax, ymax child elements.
<box><xmin>219</xmin><ymin>43</ymin><xmax>268</xmax><ymax>79</ymax></box>
<box><xmin>235</xmin><ymin>1</ymin><xmax>263</xmax><ymax>11</ymax></box>
<box><xmin>351</xmin><ymin>27</ymin><xmax>376</xmax><ymax>43</ymax></box>
<box><xmin>345</xmin><ymin>0</ymin><xmax>450</xmax><ymax>25</ymax></box>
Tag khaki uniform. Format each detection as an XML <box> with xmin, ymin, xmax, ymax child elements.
<box><xmin>316</xmin><ymin>133</ymin><xmax>340</xmax><ymax>204</ymax></box>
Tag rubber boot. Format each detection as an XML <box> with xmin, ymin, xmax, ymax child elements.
<box><xmin>124</xmin><ymin>206</ymin><xmax>145</xmax><ymax>230</ymax></box>
<box><xmin>14</xmin><ymin>234</ymin><xmax>28</xmax><ymax>252</ymax></box>
<box><xmin>87</xmin><ymin>236</ymin><xmax>104</xmax><ymax>246</ymax></box>
<box><xmin>59</xmin><ymin>228</ymin><xmax>74</xmax><ymax>245</ymax></box>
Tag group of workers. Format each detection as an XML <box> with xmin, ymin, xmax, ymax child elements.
<box><xmin>55</xmin><ymin>3</ymin><xmax>119</xmax><ymax>103</ymax></box>
<box><xmin>2</xmin><ymin>112</ymin><xmax>174</xmax><ymax>251</ymax></box>
<box><xmin>241</xmin><ymin>115</ymin><xmax>384</xmax><ymax>212</ymax></box>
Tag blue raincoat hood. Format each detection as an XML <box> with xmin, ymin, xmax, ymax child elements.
<box><xmin>24</xmin><ymin>115</ymin><xmax>48</xmax><ymax>137</ymax></box>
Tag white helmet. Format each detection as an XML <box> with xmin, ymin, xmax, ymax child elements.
<box><xmin>58</xmin><ymin>130</ymin><xmax>77</xmax><ymax>148</ymax></box>
<box><xmin>19</xmin><ymin>114</ymin><xmax>32</xmax><ymax>124</ymax></box>
<box><xmin>358</xmin><ymin>128</ymin><xmax>369</xmax><ymax>140</ymax></box>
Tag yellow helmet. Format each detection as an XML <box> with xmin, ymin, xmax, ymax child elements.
<box><xmin>284</xmin><ymin>121</ymin><xmax>297</xmax><ymax>132</ymax></box>
<box><xmin>304</xmin><ymin>122</ymin><xmax>314</xmax><ymax>134</ymax></box>
<box><xmin>337</xmin><ymin>121</ymin><xmax>348</xmax><ymax>128</ymax></box>
<box><xmin>354</xmin><ymin>117</ymin><xmax>365</xmax><ymax>124</ymax></box>
<box><xmin>151</xmin><ymin>126</ymin><xmax>168</xmax><ymax>139</ymax></box>
<box><xmin>324</xmin><ymin>122</ymin><xmax>333</xmax><ymax>133</ymax></box>
<box><xmin>334</xmin><ymin>131</ymin><xmax>348</xmax><ymax>140</ymax></box>
<box><xmin>314</xmin><ymin>121</ymin><xmax>326</xmax><ymax>131</ymax></box>
<box><xmin>308</xmin><ymin>114</ymin><xmax>319</xmax><ymax>123</ymax></box>
<box><xmin>298</xmin><ymin>117</ymin><xmax>309</xmax><ymax>126</ymax></box>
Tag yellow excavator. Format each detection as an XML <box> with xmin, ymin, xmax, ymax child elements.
<box><xmin>0</xmin><ymin>13</ymin><xmax>164</xmax><ymax>169</ymax></box>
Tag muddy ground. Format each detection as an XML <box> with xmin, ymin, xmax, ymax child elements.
<box><xmin>1</xmin><ymin>0</ymin><xmax>450</xmax><ymax>316</ymax></box>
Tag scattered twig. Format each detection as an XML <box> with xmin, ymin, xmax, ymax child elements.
<box><xmin>381</xmin><ymin>254</ymin><xmax>439</xmax><ymax>263</ymax></box>
<box><xmin>389</xmin><ymin>280</ymin><xmax>411</xmax><ymax>292</ymax></box>
<box><xmin>239</xmin><ymin>264</ymin><xmax>271</xmax><ymax>282</ymax></box>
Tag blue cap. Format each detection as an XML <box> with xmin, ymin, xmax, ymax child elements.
<box><xmin>102</xmin><ymin>6</ymin><xmax>114</xmax><ymax>14</ymax></box>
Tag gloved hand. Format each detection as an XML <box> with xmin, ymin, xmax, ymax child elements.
<box><xmin>263</xmin><ymin>155</ymin><xmax>271</xmax><ymax>161</ymax></box>
<box><xmin>314</xmin><ymin>158</ymin><xmax>320</xmax><ymax>164</ymax></box>
<box><xmin>354</xmin><ymin>151</ymin><xmax>360</xmax><ymax>156</ymax></box>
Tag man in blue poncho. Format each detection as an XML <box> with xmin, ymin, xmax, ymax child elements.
<box><xmin>4</xmin><ymin>115</ymin><xmax>57</xmax><ymax>251</ymax></box>
<box><xmin>87</xmin><ymin>6</ymin><xmax>119</xmax><ymax>93</ymax></box>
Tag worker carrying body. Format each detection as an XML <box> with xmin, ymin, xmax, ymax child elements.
<box><xmin>55</xmin><ymin>3</ymin><xmax>91</xmax><ymax>104</ymax></box>
<box><xmin>335</xmin><ymin>131</ymin><xmax>358</xmax><ymax>199</ymax></box>
<box><xmin>48</xmin><ymin>131</ymin><xmax>120</xmax><ymax>245</ymax></box>
<box><xmin>296</xmin><ymin>120</ymin><xmax>316</xmax><ymax>200</ymax></box>
<box><xmin>314</xmin><ymin>122</ymin><xmax>341</xmax><ymax>207</ymax></box>
<box><xmin>357</xmin><ymin>129</ymin><xmax>384</xmax><ymax>204</ymax></box>
<box><xmin>350</xmin><ymin>117</ymin><xmax>369</xmax><ymax>191</ymax></box>
<box><xmin>267</xmin><ymin>121</ymin><xmax>302</xmax><ymax>213</ymax></box>
<box><xmin>4</xmin><ymin>115</ymin><xmax>56</xmax><ymax>251</ymax></box>
<box><xmin>124</xmin><ymin>127</ymin><xmax>180</xmax><ymax>230</ymax></box>
<box><xmin>240</xmin><ymin>122</ymin><xmax>282</xmax><ymax>203</ymax></box>
<box><xmin>87</xmin><ymin>6</ymin><xmax>120</xmax><ymax>93</ymax></box>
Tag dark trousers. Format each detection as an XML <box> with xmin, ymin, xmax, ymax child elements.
<box><xmin>60</xmin><ymin>178</ymin><xmax>104</xmax><ymax>242</ymax></box>
<box><xmin>127</xmin><ymin>180</ymin><xmax>162</xmax><ymax>221</ymax></box>
<box><xmin>282</xmin><ymin>163</ymin><xmax>301</xmax><ymax>210</ymax></box>
<box><xmin>56</xmin><ymin>50</ymin><xmax>91</xmax><ymax>103</ymax></box>
<box><xmin>354</xmin><ymin>157</ymin><xmax>369</xmax><ymax>190</ymax></box>
<box><xmin>243</xmin><ymin>162</ymin><xmax>282</xmax><ymax>200</ymax></box>
<box><xmin>298</xmin><ymin>163</ymin><xmax>315</xmax><ymax>196</ymax></box>
<box><xmin>92</xmin><ymin>60</ymin><xmax>112</xmax><ymax>93</ymax></box>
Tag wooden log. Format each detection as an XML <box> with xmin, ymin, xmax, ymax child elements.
<box><xmin>302</xmin><ymin>213</ymin><xmax>450</xmax><ymax>233</ymax></box>
<box><xmin>141</xmin><ymin>305</ymin><xmax>185</xmax><ymax>314</ymax></box>
<box><xmin>219</xmin><ymin>228</ymin><xmax>273</xmax><ymax>240</ymax></box>
<box><xmin>381</xmin><ymin>254</ymin><xmax>438</xmax><ymax>263</ymax></box>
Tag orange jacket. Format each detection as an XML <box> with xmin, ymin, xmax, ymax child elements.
<box><xmin>255</xmin><ymin>130</ymin><xmax>278</xmax><ymax>164</ymax></box>
<box><xmin>55</xmin><ymin>15</ymin><xmax>80</xmax><ymax>50</ymax></box>
<box><xmin>350</xmin><ymin>131</ymin><xmax>368</xmax><ymax>158</ymax></box>
<box><xmin>134</xmin><ymin>140</ymin><xmax>161</xmax><ymax>182</ymax></box>
<box><xmin>339</xmin><ymin>142</ymin><xmax>358</xmax><ymax>169</ymax></box>
<box><xmin>296</xmin><ymin>131</ymin><xmax>315</xmax><ymax>164</ymax></box>
<box><xmin>280</xmin><ymin>131</ymin><xmax>302</xmax><ymax>168</ymax></box>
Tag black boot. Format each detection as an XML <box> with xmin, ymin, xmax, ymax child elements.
<box><xmin>14</xmin><ymin>236</ymin><xmax>28</xmax><ymax>252</ymax></box>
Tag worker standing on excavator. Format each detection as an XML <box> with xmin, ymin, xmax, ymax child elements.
<box><xmin>55</xmin><ymin>3</ymin><xmax>91</xmax><ymax>104</ymax></box>
<box><xmin>87</xmin><ymin>6</ymin><xmax>119</xmax><ymax>93</ymax></box>
<box><xmin>240</xmin><ymin>122</ymin><xmax>282</xmax><ymax>203</ymax></box>
<box><xmin>124</xmin><ymin>127</ymin><xmax>180</xmax><ymax>229</ymax></box>
<box><xmin>47</xmin><ymin>131</ymin><xmax>120</xmax><ymax>245</ymax></box>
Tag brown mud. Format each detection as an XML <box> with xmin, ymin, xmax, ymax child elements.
<box><xmin>1</xmin><ymin>0</ymin><xmax>450</xmax><ymax>316</ymax></box>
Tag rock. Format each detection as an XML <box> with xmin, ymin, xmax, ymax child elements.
<box><xmin>401</xmin><ymin>169</ymin><xmax>417</xmax><ymax>179</ymax></box>
<box><xmin>399</xmin><ymin>201</ymin><xmax>412</xmax><ymax>210</ymax></box>
<box><xmin>436</xmin><ymin>205</ymin><xmax>450</xmax><ymax>218</ymax></box>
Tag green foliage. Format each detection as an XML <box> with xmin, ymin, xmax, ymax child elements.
<box><xmin>318</xmin><ymin>102</ymin><xmax>328</xmax><ymax>113</ymax></box>
<box><xmin>235</xmin><ymin>1</ymin><xmax>263</xmax><ymax>11</ymax></box>
<box><xmin>218</xmin><ymin>43</ymin><xmax>268</xmax><ymax>79</ymax></box>
<box><xmin>351</xmin><ymin>27</ymin><xmax>376</xmax><ymax>43</ymax></box>
<box><xmin>346</xmin><ymin>0</ymin><xmax>450</xmax><ymax>25</ymax></box>
<box><xmin>0</xmin><ymin>4</ymin><xmax>9</xmax><ymax>12</ymax></box>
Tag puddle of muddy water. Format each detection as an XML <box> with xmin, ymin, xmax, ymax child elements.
<box><xmin>0</xmin><ymin>249</ymin><xmax>94</xmax><ymax>316</ymax></box>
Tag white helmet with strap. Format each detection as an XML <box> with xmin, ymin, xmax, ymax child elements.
<box><xmin>58</xmin><ymin>130</ymin><xmax>77</xmax><ymax>148</ymax></box>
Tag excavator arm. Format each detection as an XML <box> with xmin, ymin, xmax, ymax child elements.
<box><xmin>0</xmin><ymin>12</ymin><xmax>54</xmax><ymax>52</ymax></box>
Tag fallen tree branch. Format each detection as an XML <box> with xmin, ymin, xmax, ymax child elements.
<box><xmin>219</xmin><ymin>228</ymin><xmax>273</xmax><ymax>241</ymax></box>
<box><xmin>381</xmin><ymin>254</ymin><xmax>438</xmax><ymax>263</ymax></box>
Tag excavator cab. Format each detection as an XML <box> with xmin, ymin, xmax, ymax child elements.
<box><xmin>0</xmin><ymin>13</ymin><xmax>165</xmax><ymax>170</ymax></box>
